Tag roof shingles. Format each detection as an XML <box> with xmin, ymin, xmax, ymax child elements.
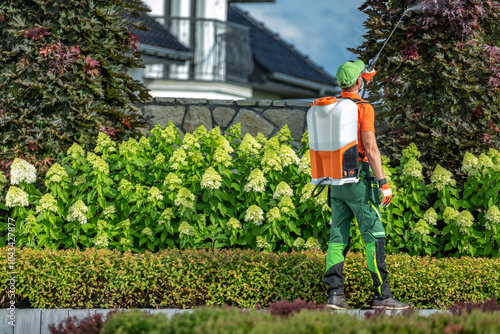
<box><xmin>228</xmin><ymin>5</ymin><xmax>336</xmax><ymax>86</ymax></box>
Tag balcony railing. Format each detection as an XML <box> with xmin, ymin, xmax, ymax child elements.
<box><xmin>146</xmin><ymin>16</ymin><xmax>254</xmax><ymax>83</ymax></box>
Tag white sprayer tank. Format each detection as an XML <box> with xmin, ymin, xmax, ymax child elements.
<box><xmin>307</xmin><ymin>96</ymin><xmax>360</xmax><ymax>185</ymax></box>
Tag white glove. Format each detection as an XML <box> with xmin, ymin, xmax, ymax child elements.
<box><xmin>379</xmin><ymin>183</ymin><xmax>392</xmax><ymax>207</ymax></box>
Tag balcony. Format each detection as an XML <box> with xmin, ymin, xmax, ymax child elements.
<box><xmin>145</xmin><ymin>16</ymin><xmax>254</xmax><ymax>84</ymax></box>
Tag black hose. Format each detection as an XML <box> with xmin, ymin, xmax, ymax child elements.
<box><xmin>311</xmin><ymin>177</ymin><xmax>329</xmax><ymax>198</ymax></box>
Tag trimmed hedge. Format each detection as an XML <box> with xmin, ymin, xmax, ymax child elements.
<box><xmin>1</xmin><ymin>247</ymin><xmax>499</xmax><ymax>310</ymax></box>
<box><xmin>104</xmin><ymin>308</ymin><xmax>500</xmax><ymax>334</ymax></box>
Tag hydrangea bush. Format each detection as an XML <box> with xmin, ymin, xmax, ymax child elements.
<box><xmin>383</xmin><ymin>143</ymin><xmax>500</xmax><ymax>257</ymax></box>
<box><xmin>0</xmin><ymin>125</ymin><xmax>499</xmax><ymax>257</ymax></box>
<box><xmin>0</xmin><ymin>124</ymin><xmax>330</xmax><ymax>252</ymax></box>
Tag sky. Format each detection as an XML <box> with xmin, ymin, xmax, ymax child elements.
<box><xmin>237</xmin><ymin>0</ymin><xmax>369</xmax><ymax>78</ymax></box>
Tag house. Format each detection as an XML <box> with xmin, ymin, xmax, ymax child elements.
<box><xmin>128</xmin><ymin>0</ymin><xmax>339</xmax><ymax>100</ymax></box>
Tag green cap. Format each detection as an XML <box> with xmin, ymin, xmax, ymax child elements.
<box><xmin>336</xmin><ymin>60</ymin><xmax>365</xmax><ymax>88</ymax></box>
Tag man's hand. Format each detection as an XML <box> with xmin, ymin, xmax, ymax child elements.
<box><xmin>379</xmin><ymin>183</ymin><xmax>392</xmax><ymax>207</ymax></box>
<box><xmin>361</xmin><ymin>67</ymin><xmax>376</xmax><ymax>83</ymax></box>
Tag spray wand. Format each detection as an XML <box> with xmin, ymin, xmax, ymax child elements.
<box><xmin>361</xmin><ymin>8</ymin><xmax>411</xmax><ymax>98</ymax></box>
<box><xmin>366</xmin><ymin>8</ymin><xmax>410</xmax><ymax>72</ymax></box>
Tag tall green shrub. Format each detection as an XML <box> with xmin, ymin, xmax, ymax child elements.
<box><xmin>0</xmin><ymin>0</ymin><xmax>151</xmax><ymax>169</ymax></box>
<box><xmin>353</xmin><ymin>0</ymin><xmax>500</xmax><ymax>172</ymax></box>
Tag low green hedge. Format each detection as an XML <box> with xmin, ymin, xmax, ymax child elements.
<box><xmin>1</xmin><ymin>247</ymin><xmax>499</xmax><ymax>309</ymax></box>
<box><xmin>104</xmin><ymin>308</ymin><xmax>500</xmax><ymax>334</ymax></box>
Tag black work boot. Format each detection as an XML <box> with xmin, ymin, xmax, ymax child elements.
<box><xmin>327</xmin><ymin>294</ymin><xmax>349</xmax><ymax>310</ymax></box>
<box><xmin>371</xmin><ymin>297</ymin><xmax>410</xmax><ymax>310</ymax></box>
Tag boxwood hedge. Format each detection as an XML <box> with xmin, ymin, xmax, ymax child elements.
<box><xmin>1</xmin><ymin>247</ymin><xmax>498</xmax><ymax>309</ymax></box>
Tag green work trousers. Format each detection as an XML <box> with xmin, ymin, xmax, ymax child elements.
<box><xmin>323</xmin><ymin>176</ymin><xmax>393</xmax><ymax>299</ymax></box>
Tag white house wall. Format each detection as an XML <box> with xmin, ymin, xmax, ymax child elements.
<box><xmin>143</xmin><ymin>0</ymin><xmax>227</xmax><ymax>81</ymax></box>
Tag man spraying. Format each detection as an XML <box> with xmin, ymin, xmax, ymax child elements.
<box><xmin>323</xmin><ymin>60</ymin><xmax>410</xmax><ymax>310</ymax></box>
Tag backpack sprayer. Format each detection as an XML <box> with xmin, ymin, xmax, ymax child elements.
<box><xmin>308</xmin><ymin>0</ymin><xmax>440</xmax><ymax>197</ymax></box>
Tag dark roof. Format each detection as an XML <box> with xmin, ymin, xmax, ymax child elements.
<box><xmin>227</xmin><ymin>5</ymin><xmax>337</xmax><ymax>87</ymax></box>
<box><xmin>125</xmin><ymin>12</ymin><xmax>191</xmax><ymax>54</ymax></box>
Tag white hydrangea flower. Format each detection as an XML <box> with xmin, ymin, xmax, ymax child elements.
<box><xmin>120</xmin><ymin>218</ymin><xmax>131</xmax><ymax>228</ymax></box>
<box><xmin>239</xmin><ymin>133</ymin><xmax>261</xmax><ymax>156</ymax></box>
<box><xmin>73</xmin><ymin>175</ymin><xmax>86</xmax><ymax>187</ymax></box>
<box><xmin>67</xmin><ymin>143</ymin><xmax>86</xmax><ymax>159</ymax></box>
<box><xmin>293</xmin><ymin>237</ymin><xmax>305</xmax><ymax>249</ymax></box>
<box><xmin>485</xmin><ymin>205</ymin><xmax>500</xmax><ymax>230</ymax></box>
<box><xmin>142</xmin><ymin>227</ymin><xmax>153</xmax><ymax>237</ymax></box>
<box><xmin>278</xmin><ymin>196</ymin><xmax>295</xmax><ymax>214</ymax></box>
<box><xmin>312</xmin><ymin>186</ymin><xmax>328</xmax><ymax>206</ymax></box>
<box><xmin>322</xmin><ymin>203</ymin><xmax>331</xmax><ymax>212</ymax></box>
<box><xmin>256</xmin><ymin>236</ymin><xmax>270</xmax><ymax>249</ymax></box>
<box><xmin>300</xmin><ymin>184</ymin><xmax>316</xmax><ymax>203</ymax></box>
<box><xmin>158</xmin><ymin>123</ymin><xmax>180</xmax><ymax>144</ymax></box>
<box><xmin>97</xmin><ymin>219</ymin><xmax>107</xmax><ymax>230</ymax></box>
<box><xmin>182</xmin><ymin>133</ymin><xmax>200</xmax><ymax>150</ymax></box>
<box><xmin>261</xmin><ymin>149</ymin><xmax>282</xmax><ymax>173</ymax></box>
<box><xmin>169</xmin><ymin>148</ymin><xmax>188</xmax><ymax>170</ymax></box>
<box><xmin>89</xmin><ymin>155</ymin><xmax>110</xmax><ymax>175</ymax></box>
<box><xmin>67</xmin><ymin>200</ymin><xmax>89</xmax><ymax>224</ymax></box>
<box><xmin>215</xmin><ymin>135</ymin><xmax>234</xmax><ymax>154</ymax></box>
<box><xmin>244</xmin><ymin>168</ymin><xmax>267</xmax><ymax>193</ymax></box>
<box><xmin>213</xmin><ymin>147</ymin><xmax>232</xmax><ymax>167</ymax></box>
<box><xmin>478</xmin><ymin>153</ymin><xmax>493</xmax><ymax>173</ymax></box>
<box><xmin>245</xmin><ymin>205</ymin><xmax>264</xmax><ymax>226</ymax></box>
<box><xmin>280</xmin><ymin>145</ymin><xmax>299</xmax><ymax>167</ymax></box>
<box><xmin>423</xmin><ymin>207</ymin><xmax>438</xmax><ymax>225</ymax></box>
<box><xmin>118</xmin><ymin>179</ymin><xmax>134</xmax><ymax>192</ymax></box>
<box><xmin>10</xmin><ymin>158</ymin><xmax>37</xmax><ymax>185</ymax></box>
<box><xmin>262</xmin><ymin>136</ymin><xmax>280</xmax><ymax>151</ymax></box>
<box><xmin>158</xmin><ymin>208</ymin><xmax>175</xmax><ymax>224</ymax></box>
<box><xmin>179</xmin><ymin>221</ymin><xmax>194</xmax><ymax>237</ymax></box>
<box><xmin>147</xmin><ymin>186</ymin><xmax>163</xmax><ymax>202</ymax></box>
<box><xmin>45</xmin><ymin>163</ymin><xmax>69</xmax><ymax>186</ymax></box>
<box><xmin>487</xmin><ymin>148</ymin><xmax>500</xmax><ymax>171</ymax></box>
<box><xmin>298</xmin><ymin>151</ymin><xmax>311</xmax><ymax>176</ymax></box>
<box><xmin>277</xmin><ymin>125</ymin><xmax>293</xmax><ymax>143</ymax></box>
<box><xmin>154</xmin><ymin>152</ymin><xmax>165</xmax><ymax>165</ymax></box>
<box><xmin>255</xmin><ymin>133</ymin><xmax>268</xmax><ymax>145</ymax></box>
<box><xmin>462</xmin><ymin>152</ymin><xmax>479</xmax><ymax>176</ymax></box>
<box><xmin>402</xmin><ymin>158</ymin><xmax>423</xmax><ymax>179</ymax></box>
<box><xmin>94</xmin><ymin>233</ymin><xmax>109</xmax><ymax>248</ymax></box>
<box><xmin>36</xmin><ymin>193</ymin><xmax>58</xmax><ymax>213</ymax></box>
<box><xmin>227</xmin><ymin>217</ymin><xmax>242</xmax><ymax>229</ymax></box>
<box><xmin>414</xmin><ymin>219</ymin><xmax>431</xmax><ymax>235</ymax></box>
<box><xmin>266</xmin><ymin>207</ymin><xmax>281</xmax><ymax>222</ymax></box>
<box><xmin>402</xmin><ymin>143</ymin><xmax>422</xmax><ymax>159</ymax></box>
<box><xmin>305</xmin><ymin>237</ymin><xmax>321</xmax><ymax>250</ymax></box>
<box><xmin>163</xmin><ymin>173</ymin><xmax>183</xmax><ymax>191</ymax></box>
<box><xmin>94</xmin><ymin>132</ymin><xmax>116</xmax><ymax>153</ymax></box>
<box><xmin>25</xmin><ymin>214</ymin><xmax>37</xmax><ymax>225</ymax></box>
<box><xmin>103</xmin><ymin>206</ymin><xmax>116</xmax><ymax>219</ymax></box>
<box><xmin>443</xmin><ymin>207</ymin><xmax>459</xmax><ymax>224</ymax></box>
<box><xmin>201</xmin><ymin>167</ymin><xmax>222</xmax><ymax>190</ymax></box>
<box><xmin>431</xmin><ymin>165</ymin><xmax>456</xmax><ymax>191</ymax></box>
<box><xmin>273</xmin><ymin>181</ymin><xmax>293</xmax><ymax>199</ymax></box>
<box><xmin>455</xmin><ymin>210</ymin><xmax>474</xmax><ymax>233</ymax></box>
<box><xmin>174</xmin><ymin>187</ymin><xmax>196</xmax><ymax>209</ymax></box>
<box><xmin>5</xmin><ymin>186</ymin><xmax>29</xmax><ymax>207</ymax></box>
<box><xmin>118</xmin><ymin>138</ymin><xmax>139</xmax><ymax>155</ymax></box>
<box><xmin>193</xmin><ymin>124</ymin><xmax>208</xmax><ymax>138</ymax></box>
<box><xmin>139</xmin><ymin>136</ymin><xmax>150</xmax><ymax>149</ymax></box>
